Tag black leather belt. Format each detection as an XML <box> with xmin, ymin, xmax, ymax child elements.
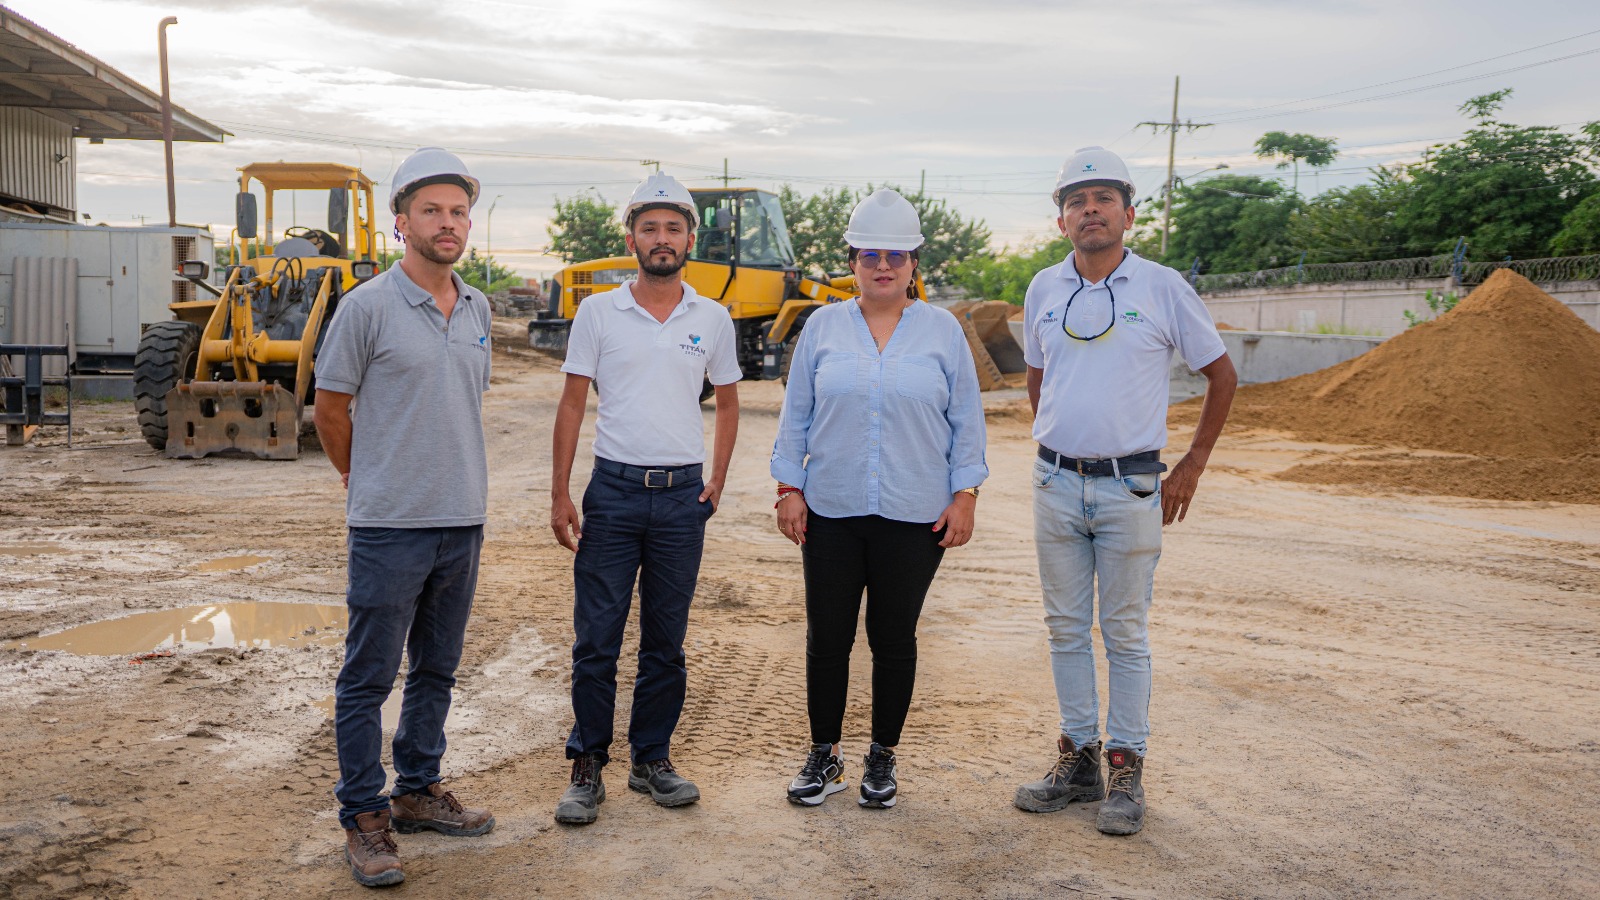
<box><xmin>594</xmin><ymin>456</ymin><xmax>703</xmax><ymax>488</ymax></box>
<box><xmin>1037</xmin><ymin>445</ymin><xmax>1166</xmax><ymax>476</ymax></box>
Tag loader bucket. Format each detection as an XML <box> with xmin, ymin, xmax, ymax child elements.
<box><xmin>163</xmin><ymin>382</ymin><xmax>301</xmax><ymax>460</ymax></box>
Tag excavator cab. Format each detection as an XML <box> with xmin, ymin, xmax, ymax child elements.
<box><xmin>134</xmin><ymin>163</ymin><xmax>383</xmax><ymax>459</ymax></box>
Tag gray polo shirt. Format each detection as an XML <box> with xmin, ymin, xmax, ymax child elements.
<box><xmin>315</xmin><ymin>263</ymin><xmax>492</xmax><ymax>528</ymax></box>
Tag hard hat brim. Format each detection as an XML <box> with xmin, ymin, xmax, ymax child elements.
<box><xmin>390</xmin><ymin>174</ymin><xmax>481</xmax><ymax>214</ymax></box>
<box><xmin>844</xmin><ymin>230</ymin><xmax>925</xmax><ymax>252</ymax></box>
<box><xmin>626</xmin><ymin>201</ymin><xmax>698</xmax><ymax>230</ymax></box>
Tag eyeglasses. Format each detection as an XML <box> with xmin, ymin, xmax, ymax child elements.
<box><xmin>1062</xmin><ymin>252</ymin><xmax>1129</xmax><ymax>342</ymax></box>
<box><xmin>857</xmin><ymin>250</ymin><xmax>911</xmax><ymax>269</ymax></box>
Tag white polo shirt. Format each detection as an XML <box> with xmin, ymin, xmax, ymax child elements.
<box><xmin>1023</xmin><ymin>249</ymin><xmax>1225</xmax><ymax>459</ymax></box>
<box><xmin>561</xmin><ymin>280</ymin><xmax>742</xmax><ymax>466</ymax></box>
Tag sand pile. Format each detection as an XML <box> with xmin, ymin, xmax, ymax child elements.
<box><xmin>1223</xmin><ymin>270</ymin><xmax>1600</xmax><ymax>457</ymax></box>
<box><xmin>1195</xmin><ymin>270</ymin><xmax>1600</xmax><ymax>503</ymax></box>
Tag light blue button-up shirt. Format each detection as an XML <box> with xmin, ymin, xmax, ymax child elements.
<box><xmin>771</xmin><ymin>299</ymin><xmax>988</xmax><ymax>524</ymax></box>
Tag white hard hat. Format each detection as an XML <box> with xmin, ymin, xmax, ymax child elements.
<box><xmin>1052</xmin><ymin>146</ymin><xmax>1136</xmax><ymax>209</ymax></box>
<box><xmin>844</xmin><ymin>188</ymin><xmax>924</xmax><ymax>252</ymax></box>
<box><xmin>623</xmin><ymin>173</ymin><xmax>698</xmax><ymax>230</ymax></box>
<box><xmin>389</xmin><ymin>146</ymin><xmax>480</xmax><ymax>214</ymax></box>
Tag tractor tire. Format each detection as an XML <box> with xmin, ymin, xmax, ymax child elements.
<box><xmin>134</xmin><ymin>321</ymin><xmax>201</xmax><ymax>451</ymax></box>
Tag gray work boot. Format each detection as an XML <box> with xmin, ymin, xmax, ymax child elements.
<box><xmin>1096</xmin><ymin>747</ymin><xmax>1146</xmax><ymax>835</ymax></box>
<box><xmin>390</xmin><ymin>782</ymin><xmax>495</xmax><ymax>837</ymax></box>
<box><xmin>344</xmin><ymin>809</ymin><xmax>404</xmax><ymax>887</ymax></box>
<box><xmin>554</xmin><ymin>753</ymin><xmax>605</xmax><ymax>825</ymax></box>
<box><xmin>1014</xmin><ymin>735</ymin><xmax>1105</xmax><ymax>813</ymax></box>
<box><xmin>629</xmin><ymin>757</ymin><xmax>701</xmax><ymax>807</ymax></box>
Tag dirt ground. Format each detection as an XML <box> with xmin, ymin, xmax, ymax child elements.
<box><xmin>2</xmin><ymin>327</ymin><xmax>1597</xmax><ymax>899</ymax></box>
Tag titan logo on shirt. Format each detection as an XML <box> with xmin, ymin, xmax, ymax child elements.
<box><xmin>679</xmin><ymin>332</ymin><xmax>706</xmax><ymax>357</ymax></box>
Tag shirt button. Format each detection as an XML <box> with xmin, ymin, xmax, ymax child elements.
<box><xmin>871</xmin><ymin>411</ymin><xmax>878</xmax><ymax>417</ymax></box>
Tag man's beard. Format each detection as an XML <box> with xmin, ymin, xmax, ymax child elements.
<box><xmin>637</xmin><ymin>245</ymin><xmax>686</xmax><ymax>277</ymax></box>
<box><xmin>413</xmin><ymin>232</ymin><xmax>466</xmax><ymax>265</ymax></box>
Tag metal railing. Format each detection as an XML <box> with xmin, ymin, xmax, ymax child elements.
<box><xmin>1194</xmin><ymin>251</ymin><xmax>1600</xmax><ymax>293</ymax></box>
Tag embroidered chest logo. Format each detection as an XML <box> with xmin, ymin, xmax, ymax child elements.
<box><xmin>478</xmin><ymin>334</ymin><xmax>488</xmax><ymax>346</ymax></box>
<box><xmin>1041</xmin><ymin>310</ymin><xmax>1058</xmax><ymax>323</ymax></box>
<box><xmin>1120</xmin><ymin>309</ymin><xmax>1145</xmax><ymax>324</ymax></box>
<box><xmin>679</xmin><ymin>332</ymin><xmax>706</xmax><ymax>357</ymax></box>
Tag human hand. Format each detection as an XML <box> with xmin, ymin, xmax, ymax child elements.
<box><xmin>551</xmin><ymin>494</ymin><xmax>582</xmax><ymax>551</ymax></box>
<box><xmin>1161</xmin><ymin>454</ymin><xmax>1205</xmax><ymax>525</ymax></box>
<box><xmin>776</xmin><ymin>492</ymin><xmax>808</xmax><ymax>545</ymax></box>
<box><xmin>934</xmin><ymin>492</ymin><xmax>977</xmax><ymax>548</ymax></box>
<box><xmin>699</xmin><ymin>479</ymin><xmax>724</xmax><ymax>512</ymax></box>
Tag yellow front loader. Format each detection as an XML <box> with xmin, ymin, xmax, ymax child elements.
<box><xmin>529</xmin><ymin>187</ymin><xmax>923</xmax><ymax>398</ymax></box>
<box><xmin>134</xmin><ymin>163</ymin><xmax>383</xmax><ymax>459</ymax></box>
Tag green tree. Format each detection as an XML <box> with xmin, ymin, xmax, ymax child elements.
<box><xmin>949</xmin><ymin>234</ymin><xmax>1072</xmax><ymax>305</ymax></box>
<box><xmin>778</xmin><ymin>184</ymin><xmax>856</xmax><ymax>278</ymax></box>
<box><xmin>1392</xmin><ymin>90</ymin><xmax>1600</xmax><ymax>259</ymax></box>
<box><xmin>454</xmin><ymin>248</ymin><xmax>522</xmax><ymax>293</ymax></box>
<box><xmin>546</xmin><ymin>191</ymin><xmax>627</xmax><ymax>263</ymax></box>
<box><xmin>1550</xmin><ymin>190</ymin><xmax>1600</xmax><ymax>256</ymax></box>
<box><xmin>1162</xmin><ymin>174</ymin><xmax>1298</xmax><ymax>272</ymax></box>
<box><xmin>1254</xmin><ymin>131</ymin><xmax>1338</xmax><ymax>195</ymax></box>
<box><xmin>1287</xmin><ymin>170</ymin><xmax>1409</xmax><ymax>263</ymax></box>
<box><xmin>896</xmin><ymin>187</ymin><xmax>993</xmax><ymax>286</ymax></box>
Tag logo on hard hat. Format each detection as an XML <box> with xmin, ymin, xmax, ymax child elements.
<box><xmin>1082</xmin><ymin>163</ymin><xmax>1097</xmax><ymax>172</ymax></box>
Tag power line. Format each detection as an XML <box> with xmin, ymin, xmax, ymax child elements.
<box><xmin>1195</xmin><ymin>27</ymin><xmax>1600</xmax><ymax>119</ymax></box>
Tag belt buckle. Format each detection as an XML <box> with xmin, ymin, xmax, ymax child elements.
<box><xmin>644</xmin><ymin>469</ymin><xmax>673</xmax><ymax>488</ymax></box>
<box><xmin>1075</xmin><ymin>458</ymin><xmax>1087</xmax><ymax>476</ymax></box>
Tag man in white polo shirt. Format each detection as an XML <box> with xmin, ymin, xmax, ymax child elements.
<box><xmin>1012</xmin><ymin>147</ymin><xmax>1237</xmax><ymax>836</ymax></box>
<box><xmin>549</xmin><ymin>173</ymin><xmax>742</xmax><ymax>825</ymax></box>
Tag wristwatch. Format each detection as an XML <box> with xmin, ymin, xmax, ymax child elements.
<box><xmin>957</xmin><ymin>487</ymin><xmax>980</xmax><ymax>498</ymax></box>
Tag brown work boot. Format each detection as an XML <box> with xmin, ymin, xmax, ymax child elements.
<box><xmin>344</xmin><ymin>809</ymin><xmax>404</xmax><ymax>887</ymax></box>
<box><xmin>390</xmin><ymin>782</ymin><xmax>495</xmax><ymax>837</ymax></box>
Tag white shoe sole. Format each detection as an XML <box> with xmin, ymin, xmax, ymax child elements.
<box><xmin>858</xmin><ymin>791</ymin><xmax>897</xmax><ymax>808</ymax></box>
<box><xmin>788</xmin><ymin>776</ymin><xmax>848</xmax><ymax>807</ymax></box>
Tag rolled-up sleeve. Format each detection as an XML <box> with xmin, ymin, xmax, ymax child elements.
<box><xmin>944</xmin><ymin>319</ymin><xmax>989</xmax><ymax>494</ymax></box>
<box><xmin>769</xmin><ymin>322</ymin><xmax>816</xmax><ymax>489</ymax></box>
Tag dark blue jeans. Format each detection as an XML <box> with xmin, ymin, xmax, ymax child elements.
<box><xmin>334</xmin><ymin>525</ymin><xmax>483</xmax><ymax>829</ymax></box>
<box><xmin>567</xmin><ymin>465</ymin><xmax>711</xmax><ymax>767</ymax></box>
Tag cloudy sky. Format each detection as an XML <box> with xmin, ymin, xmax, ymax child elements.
<box><xmin>10</xmin><ymin>0</ymin><xmax>1600</xmax><ymax>276</ymax></box>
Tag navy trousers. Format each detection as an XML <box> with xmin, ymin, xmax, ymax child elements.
<box><xmin>566</xmin><ymin>465</ymin><xmax>712</xmax><ymax>766</ymax></box>
<box><xmin>333</xmin><ymin>525</ymin><xmax>482</xmax><ymax>829</ymax></box>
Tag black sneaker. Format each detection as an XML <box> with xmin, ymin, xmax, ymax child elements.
<box><xmin>554</xmin><ymin>753</ymin><xmax>605</xmax><ymax>825</ymax></box>
<box><xmin>859</xmin><ymin>743</ymin><xmax>897</xmax><ymax>808</ymax></box>
<box><xmin>628</xmin><ymin>758</ymin><xmax>700</xmax><ymax>807</ymax></box>
<box><xmin>1096</xmin><ymin>748</ymin><xmax>1146</xmax><ymax>835</ymax></box>
<box><xmin>787</xmin><ymin>743</ymin><xmax>848</xmax><ymax>807</ymax></box>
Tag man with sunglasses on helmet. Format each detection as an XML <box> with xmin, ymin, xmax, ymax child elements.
<box><xmin>549</xmin><ymin>173</ymin><xmax>742</xmax><ymax>826</ymax></box>
<box><xmin>1012</xmin><ymin>147</ymin><xmax>1236</xmax><ymax>836</ymax></box>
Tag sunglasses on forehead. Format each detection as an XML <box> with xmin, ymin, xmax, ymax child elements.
<box><xmin>857</xmin><ymin>250</ymin><xmax>912</xmax><ymax>269</ymax></box>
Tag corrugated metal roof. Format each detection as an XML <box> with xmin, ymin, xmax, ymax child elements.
<box><xmin>0</xmin><ymin>5</ymin><xmax>226</xmax><ymax>142</ymax></box>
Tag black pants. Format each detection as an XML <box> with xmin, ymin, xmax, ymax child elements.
<box><xmin>801</xmin><ymin>512</ymin><xmax>946</xmax><ymax>747</ymax></box>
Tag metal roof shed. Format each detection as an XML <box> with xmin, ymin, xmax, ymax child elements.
<box><xmin>0</xmin><ymin>4</ymin><xmax>226</xmax><ymax>221</ymax></box>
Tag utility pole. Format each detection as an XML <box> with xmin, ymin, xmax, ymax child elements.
<box><xmin>640</xmin><ymin>160</ymin><xmax>660</xmax><ymax>173</ymax></box>
<box><xmin>1138</xmin><ymin>76</ymin><xmax>1214</xmax><ymax>257</ymax></box>
<box><xmin>158</xmin><ymin>17</ymin><xmax>178</xmax><ymax>228</ymax></box>
<box><xmin>920</xmin><ymin>169</ymin><xmax>926</xmax><ymax>194</ymax></box>
<box><xmin>486</xmin><ymin>195</ymin><xmax>502</xmax><ymax>290</ymax></box>
<box><xmin>719</xmin><ymin>158</ymin><xmax>740</xmax><ymax>188</ymax></box>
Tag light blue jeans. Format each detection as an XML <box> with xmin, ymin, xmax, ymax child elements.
<box><xmin>1032</xmin><ymin>457</ymin><xmax>1163</xmax><ymax>754</ymax></box>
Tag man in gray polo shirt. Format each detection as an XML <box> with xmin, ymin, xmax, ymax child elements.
<box><xmin>313</xmin><ymin>147</ymin><xmax>495</xmax><ymax>888</ymax></box>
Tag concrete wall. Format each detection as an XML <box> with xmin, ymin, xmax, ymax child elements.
<box><xmin>1199</xmin><ymin>277</ymin><xmax>1600</xmax><ymax>336</ymax></box>
<box><xmin>1169</xmin><ymin>330</ymin><xmax>1384</xmax><ymax>400</ymax></box>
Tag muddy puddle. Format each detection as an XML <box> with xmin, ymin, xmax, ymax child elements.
<box><xmin>196</xmin><ymin>555</ymin><xmax>271</xmax><ymax>572</ymax></box>
<box><xmin>5</xmin><ymin>601</ymin><xmax>345</xmax><ymax>655</ymax></box>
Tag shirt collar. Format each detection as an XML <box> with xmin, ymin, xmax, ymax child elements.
<box><xmin>1058</xmin><ymin>248</ymin><xmax>1137</xmax><ymax>287</ymax></box>
<box><xmin>609</xmin><ymin>279</ymin><xmax>703</xmax><ymax>311</ymax></box>
<box><xmin>391</xmin><ymin>260</ymin><xmax>475</xmax><ymax>308</ymax></box>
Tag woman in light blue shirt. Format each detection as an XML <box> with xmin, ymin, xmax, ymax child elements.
<box><xmin>770</xmin><ymin>189</ymin><xmax>988</xmax><ymax>810</ymax></box>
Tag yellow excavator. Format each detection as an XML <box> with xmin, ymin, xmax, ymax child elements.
<box><xmin>135</xmin><ymin>162</ymin><xmax>383</xmax><ymax>459</ymax></box>
<box><xmin>529</xmin><ymin>187</ymin><xmax>922</xmax><ymax>398</ymax></box>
